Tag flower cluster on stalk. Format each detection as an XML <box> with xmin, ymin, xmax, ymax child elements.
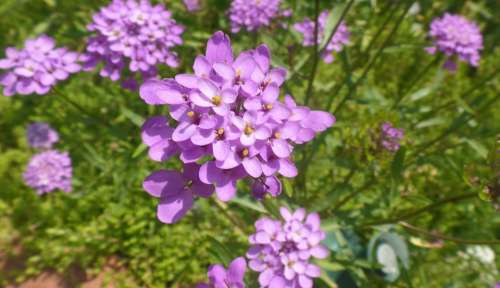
<box><xmin>0</xmin><ymin>35</ymin><xmax>81</xmax><ymax>96</ymax></box>
<box><xmin>380</xmin><ymin>122</ymin><xmax>404</xmax><ymax>152</ymax></box>
<box><xmin>228</xmin><ymin>0</ymin><xmax>291</xmax><ymax>33</ymax></box>
<box><xmin>27</xmin><ymin>122</ymin><xmax>60</xmax><ymax>149</ymax></box>
<box><xmin>247</xmin><ymin>207</ymin><xmax>329</xmax><ymax>288</ymax></box>
<box><xmin>426</xmin><ymin>13</ymin><xmax>483</xmax><ymax>71</ymax></box>
<box><xmin>23</xmin><ymin>150</ymin><xmax>73</xmax><ymax>195</ymax></box>
<box><xmin>294</xmin><ymin>10</ymin><xmax>350</xmax><ymax>63</ymax></box>
<box><xmin>83</xmin><ymin>0</ymin><xmax>184</xmax><ymax>90</ymax></box>
<box><xmin>141</xmin><ymin>31</ymin><xmax>335</xmax><ymax>223</ymax></box>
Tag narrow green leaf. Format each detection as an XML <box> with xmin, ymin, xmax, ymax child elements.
<box><xmin>132</xmin><ymin>143</ymin><xmax>147</xmax><ymax>159</ymax></box>
<box><xmin>121</xmin><ymin>107</ymin><xmax>144</xmax><ymax>127</ymax></box>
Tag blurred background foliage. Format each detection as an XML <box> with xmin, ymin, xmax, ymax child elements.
<box><xmin>0</xmin><ymin>0</ymin><xmax>499</xmax><ymax>287</ymax></box>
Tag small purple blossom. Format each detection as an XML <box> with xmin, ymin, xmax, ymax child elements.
<box><xmin>183</xmin><ymin>0</ymin><xmax>201</xmax><ymax>12</ymax></box>
<box><xmin>27</xmin><ymin>122</ymin><xmax>59</xmax><ymax>149</ymax></box>
<box><xmin>197</xmin><ymin>257</ymin><xmax>247</xmax><ymax>288</ymax></box>
<box><xmin>83</xmin><ymin>0</ymin><xmax>184</xmax><ymax>89</ymax></box>
<box><xmin>426</xmin><ymin>13</ymin><xmax>483</xmax><ymax>71</ymax></box>
<box><xmin>381</xmin><ymin>122</ymin><xmax>404</xmax><ymax>152</ymax></box>
<box><xmin>294</xmin><ymin>10</ymin><xmax>350</xmax><ymax>63</ymax></box>
<box><xmin>0</xmin><ymin>35</ymin><xmax>81</xmax><ymax>96</ymax></box>
<box><xmin>228</xmin><ymin>0</ymin><xmax>290</xmax><ymax>33</ymax></box>
<box><xmin>247</xmin><ymin>207</ymin><xmax>329</xmax><ymax>288</ymax></box>
<box><xmin>140</xmin><ymin>31</ymin><xmax>335</xmax><ymax>224</ymax></box>
<box><xmin>23</xmin><ymin>150</ymin><xmax>72</xmax><ymax>195</ymax></box>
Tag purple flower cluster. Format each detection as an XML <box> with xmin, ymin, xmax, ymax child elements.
<box><xmin>23</xmin><ymin>150</ymin><xmax>72</xmax><ymax>195</ymax></box>
<box><xmin>183</xmin><ymin>0</ymin><xmax>201</xmax><ymax>12</ymax></box>
<box><xmin>247</xmin><ymin>207</ymin><xmax>328</xmax><ymax>288</ymax></box>
<box><xmin>140</xmin><ymin>31</ymin><xmax>335</xmax><ymax>223</ymax></box>
<box><xmin>27</xmin><ymin>122</ymin><xmax>59</xmax><ymax>149</ymax></box>
<box><xmin>426</xmin><ymin>13</ymin><xmax>483</xmax><ymax>71</ymax></box>
<box><xmin>228</xmin><ymin>0</ymin><xmax>290</xmax><ymax>33</ymax></box>
<box><xmin>0</xmin><ymin>35</ymin><xmax>81</xmax><ymax>96</ymax></box>
<box><xmin>197</xmin><ymin>257</ymin><xmax>247</xmax><ymax>288</ymax></box>
<box><xmin>83</xmin><ymin>0</ymin><xmax>184</xmax><ymax>90</ymax></box>
<box><xmin>381</xmin><ymin>122</ymin><xmax>404</xmax><ymax>152</ymax></box>
<box><xmin>294</xmin><ymin>10</ymin><xmax>350</xmax><ymax>63</ymax></box>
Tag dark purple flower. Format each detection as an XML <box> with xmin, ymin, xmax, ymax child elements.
<box><xmin>27</xmin><ymin>122</ymin><xmax>59</xmax><ymax>149</ymax></box>
<box><xmin>294</xmin><ymin>10</ymin><xmax>350</xmax><ymax>63</ymax></box>
<box><xmin>426</xmin><ymin>13</ymin><xmax>483</xmax><ymax>71</ymax></box>
<box><xmin>380</xmin><ymin>122</ymin><xmax>404</xmax><ymax>152</ymax></box>
<box><xmin>0</xmin><ymin>35</ymin><xmax>81</xmax><ymax>96</ymax></box>
<box><xmin>23</xmin><ymin>150</ymin><xmax>72</xmax><ymax>195</ymax></box>
<box><xmin>228</xmin><ymin>0</ymin><xmax>290</xmax><ymax>33</ymax></box>
<box><xmin>143</xmin><ymin>163</ymin><xmax>214</xmax><ymax>224</ymax></box>
<box><xmin>140</xmin><ymin>31</ymin><xmax>334</xmax><ymax>223</ymax></box>
<box><xmin>197</xmin><ymin>257</ymin><xmax>247</xmax><ymax>288</ymax></box>
<box><xmin>247</xmin><ymin>207</ymin><xmax>328</xmax><ymax>288</ymax></box>
<box><xmin>83</xmin><ymin>0</ymin><xmax>184</xmax><ymax>89</ymax></box>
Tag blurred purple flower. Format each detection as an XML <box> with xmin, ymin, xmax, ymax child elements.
<box><xmin>140</xmin><ymin>31</ymin><xmax>334</xmax><ymax>223</ymax></box>
<box><xmin>23</xmin><ymin>150</ymin><xmax>72</xmax><ymax>195</ymax></box>
<box><xmin>228</xmin><ymin>0</ymin><xmax>290</xmax><ymax>33</ymax></box>
<box><xmin>247</xmin><ymin>207</ymin><xmax>328</xmax><ymax>288</ymax></box>
<box><xmin>381</xmin><ymin>122</ymin><xmax>404</xmax><ymax>152</ymax></box>
<box><xmin>294</xmin><ymin>10</ymin><xmax>350</xmax><ymax>63</ymax></box>
<box><xmin>0</xmin><ymin>35</ymin><xmax>81</xmax><ymax>96</ymax></box>
<box><xmin>426</xmin><ymin>13</ymin><xmax>483</xmax><ymax>71</ymax></box>
<box><xmin>197</xmin><ymin>257</ymin><xmax>247</xmax><ymax>288</ymax></box>
<box><xmin>27</xmin><ymin>122</ymin><xmax>59</xmax><ymax>149</ymax></box>
<box><xmin>83</xmin><ymin>0</ymin><xmax>184</xmax><ymax>89</ymax></box>
<box><xmin>183</xmin><ymin>0</ymin><xmax>200</xmax><ymax>12</ymax></box>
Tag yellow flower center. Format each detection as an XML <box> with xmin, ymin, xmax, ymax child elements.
<box><xmin>274</xmin><ymin>132</ymin><xmax>281</xmax><ymax>139</ymax></box>
<box><xmin>241</xmin><ymin>148</ymin><xmax>249</xmax><ymax>157</ymax></box>
<box><xmin>187</xmin><ymin>111</ymin><xmax>195</xmax><ymax>118</ymax></box>
<box><xmin>212</xmin><ymin>95</ymin><xmax>222</xmax><ymax>106</ymax></box>
<box><xmin>244</xmin><ymin>124</ymin><xmax>254</xmax><ymax>135</ymax></box>
<box><xmin>216</xmin><ymin>128</ymin><xmax>225</xmax><ymax>136</ymax></box>
<box><xmin>264</xmin><ymin>103</ymin><xmax>273</xmax><ymax>110</ymax></box>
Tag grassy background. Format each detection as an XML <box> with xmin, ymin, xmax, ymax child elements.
<box><xmin>0</xmin><ymin>0</ymin><xmax>499</xmax><ymax>287</ymax></box>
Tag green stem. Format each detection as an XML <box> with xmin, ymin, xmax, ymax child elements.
<box><xmin>303</xmin><ymin>0</ymin><xmax>320</xmax><ymax>106</ymax></box>
<box><xmin>399</xmin><ymin>221</ymin><xmax>500</xmax><ymax>245</ymax></box>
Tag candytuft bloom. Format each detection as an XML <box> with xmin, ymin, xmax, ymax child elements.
<box><xmin>183</xmin><ymin>0</ymin><xmax>200</xmax><ymax>12</ymax></box>
<box><xmin>0</xmin><ymin>35</ymin><xmax>81</xmax><ymax>96</ymax></box>
<box><xmin>247</xmin><ymin>207</ymin><xmax>329</xmax><ymax>288</ymax></box>
<box><xmin>23</xmin><ymin>150</ymin><xmax>72</xmax><ymax>195</ymax></box>
<box><xmin>140</xmin><ymin>31</ymin><xmax>334</xmax><ymax>223</ymax></box>
<box><xmin>83</xmin><ymin>0</ymin><xmax>184</xmax><ymax>89</ymax></box>
<box><xmin>27</xmin><ymin>122</ymin><xmax>59</xmax><ymax>149</ymax></box>
<box><xmin>294</xmin><ymin>10</ymin><xmax>350</xmax><ymax>63</ymax></box>
<box><xmin>380</xmin><ymin>122</ymin><xmax>404</xmax><ymax>152</ymax></box>
<box><xmin>228</xmin><ymin>0</ymin><xmax>290</xmax><ymax>33</ymax></box>
<box><xmin>197</xmin><ymin>257</ymin><xmax>247</xmax><ymax>288</ymax></box>
<box><xmin>426</xmin><ymin>13</ymin><xmax>483</xmax><ymax>71</ymax></box>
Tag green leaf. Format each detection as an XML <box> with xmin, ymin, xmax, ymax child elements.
<box><xmin>415</xmin><ymin>117</ymin><xmax>447</xmax><ymax>129</ymax></box>
<box><xmin>121</xmin><ymin>107</ymin><xmax>144</xmax><ymax>127</ymax></box>
<box><xmin>391</xmin><ymin>147</ymin><xmax>406</xmax><ymax>181</ymax></box>
<box><xmin>231</xmin><ymin>195</ymin><xmax>267</xmax><ymax>214</ymax></box>
<box><xmin>131</xmin><ymin>143</ymin><xmax>147</xmax><ymax>159</ymax></box>
<box><xmin>367</xmin><ymin>232</ymin><xmax>410</xmax><ymax>282</ymax></box>
<box><xmin>464</xmin><ymin>139</ymin><xmax>488</xmax><ymax>159</ymax></box>
<box><xmin>320</xmin><ymin>3</ymin><xmax>347</xmax><ymax>50</ymax></box>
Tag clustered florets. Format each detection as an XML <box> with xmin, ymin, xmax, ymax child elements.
<box><xmin>380</xmin><ymin>122</ymin><xmax>404</xmax><ymax>152</ymax></box>
<box><xmin>228</xmin><ymin>0</ymin><xmax>291</xmax><ymax>33</ymax></box>
<box><xmin>247</xmin><ymin>207</ymin><xmax>329</xmax><ymax>288</ymax></box>
<box><xmin>23</xmin><ymin>150</ymin><xmax>73</xmax><ymax>195</ymax></box>
<box><xmin>27</xmin><ymin>122</ymin><xmax>60</xmax><ymax>149</ymax></box>
<box><xmin>426</xmin><ymin>13</ymin><xmax>483</xmax><ymax>71</ymax></box>
<box><xmin>140</xmin><ymin>31</ymin><xmax>335</xmax><ymax>223</ymax></box>
<box><xmin>0</xmin><ymin>35</ymin><xmax>81</xmax><ymax>96</ymax></box>
<box><xmin>294</xmin><ymin>10</ymin><xmax>350</xmax><ymax>64</ymax></box>
<box><xmin>82</xmin><ymin>0</ymin><xmax>184</xmax><ymax>90</ymax></box>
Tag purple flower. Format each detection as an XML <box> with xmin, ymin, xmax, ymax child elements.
<box><xmin>197</xmin><ymin>257</ymin><xmax>247</xmax><ymax>288</ymax></box>
<box><xmin>83</xmin><ymin>0</ymin><xmax>184</xmax><ymax>89</ymax></box>
<box><xmin>140</xmin><ymin>31</ymin><xmax>334</xmax><ymax>223</ymax></box>
<box><xmin>380</xmin><ymin>122</ymin><xmax>404</xmax><ymax>152</ymax></box>
<box><xmin>183</xmin><ymin>0</ymin><xmax>200</xmax><ymax>12</ymax></box>
<box><xmin>228</xmin><ymin>0</ymin><xmax>290</xmax><ymax>33</ymax></box>
<box><xmin>247</xmin><ymin>207</ymin><xmax>328</xmax><ymax>288</ymax></box>
<box><xmin>426</xmin><ymin>13</ymin><xmax>483</xmax><ymax>71</ymax></box>
<box><xmin>0</xmin><ymin>35</ymin><xmax>81</xmax><ymax>96</ymax></box>
<box><xmin>294</xmin><ymin>10</ymin><xmax>350</xmax><ymax>63</ymax></box>
<box><xmin>23</xmin><ymin>150</ymin><xmax>72</xmax><ymax>195</ymax></box>
<box><xmin>27</xmin><ymin>122</ymin><xmax>59</xmax><ymax>149</ymax></box>
<box><xmin>143</xmin><ymin>163</ymin><xmax>214</xmax><ymax>224</ymax></box>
